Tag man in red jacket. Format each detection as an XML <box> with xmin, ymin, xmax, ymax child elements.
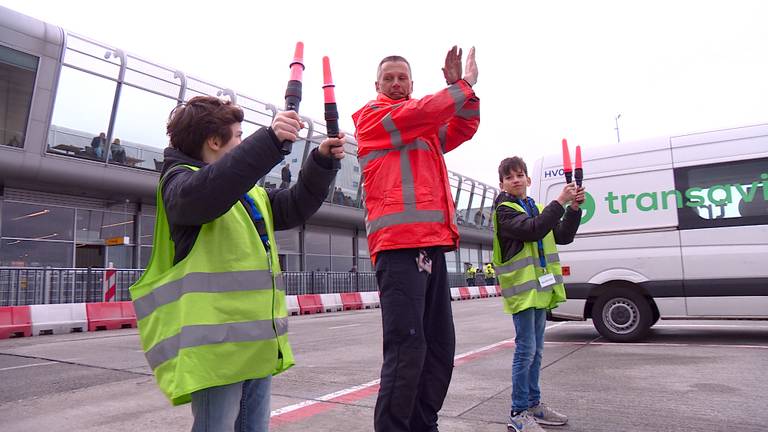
<box><xmin>352</xmin><ymin>46</ymin><xmax>480</xmax><ymax>431</ymax></box>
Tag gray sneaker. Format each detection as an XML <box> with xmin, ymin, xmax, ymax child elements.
<box><xmin>529</xmin><ymin>402</ymin><xmax>568</xmax><ymax>426</ymax></box>
<box><xmin>507</xmin><ymin>410</ymin><xmax>546</xmax><ymax>432</ymax></box>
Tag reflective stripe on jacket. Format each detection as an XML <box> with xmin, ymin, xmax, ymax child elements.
<box><xmin>130</xmin><ymin>165</ymin><xmax>293</xmax><ymax>405</ymax></box>
<box><xmin>492</xmin><ymin>201</ymin><xmax>566</xmax><ymax>314</ymax></box>
<box><xmin>352</xmin><ymin>80</ymin><xmax>480</xmax><ymax>258</ymax></box>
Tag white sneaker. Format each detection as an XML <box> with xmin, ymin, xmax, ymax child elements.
<box><xmin>529</xmin><ymin>402</ymin><xmax>568</xmax><ymax>426</ymax></box>
<box><xmin>507</xmin><ymin>410</ymin><xmax>546</xmax><ymax>432</ymax></box>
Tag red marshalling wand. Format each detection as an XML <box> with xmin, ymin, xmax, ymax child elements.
<box><xmin>562</xmin><ymin>138</ymin><xmax>573</xmax><ymax>184</ymax></box>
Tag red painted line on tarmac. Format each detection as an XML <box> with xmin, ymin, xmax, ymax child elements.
<box><xmin>269</xmin><ymin>340</ymin><xmax>517</xmax><ymax>427</ymax></box>
<box><xmin>269</xmin><ymin>324</ymin><xmax>567</xmax><ymax>427</ymax></box>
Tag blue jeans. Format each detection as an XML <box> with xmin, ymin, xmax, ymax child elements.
<box><xmin>511</xmin><ymin>307</ymin><xmax>547</xmax><ymax>413</ymax></box>
<box><xmin>191</xmin><ymin>376</ymin><xmax>272</xmax><ymax>432</ymax></box>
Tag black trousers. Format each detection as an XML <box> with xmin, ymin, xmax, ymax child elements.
<box><xmin>374</xmin><ymin>247</ymin><xmax>456</xmax><ymax>432</ymax></box>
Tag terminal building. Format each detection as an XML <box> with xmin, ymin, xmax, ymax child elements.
<box><xmin>0</xmin><ymin>5</ymin><xmax>497</xmax><ymax>299</ymax></box>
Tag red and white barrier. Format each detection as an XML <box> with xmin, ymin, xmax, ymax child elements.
<box><xmin>3</xmin><ymin>286</ymin><xmax>501</xmax><ymax>339</ymax></box>
<box><xmin>340</xmin><ymin>292</ymin><xmax>363</xmax><ymax>310</ymax></box>
<box><xmin>86</xmin><ymin>301</ymin><xmax>136</xmax><ymax>331</ymax></box>
<box><xmin>286</xmin><ymin>295</ymin><xmax>300</xmax><ymax>316</ymax></box>
<box><xmin>359</xmin><ymin>291</ymin><xmax>380</xmax><ymax>309</ymax></box>
<box><xmin>103</xmin><ymin>267</ymin><xmax>117</xmax><ymax>302</ymax></box>
<box><xmin>30</xmin><ymin>303</ymin><xmax>86</xmax><ymax>335</ymax></box>
<box><xmin>297</xmin><ymin>294</ymin><xmax>323</xmax><ymax>315</ymax></box>
<box><xmin>0</xmin><ymin>306</ymin><xmax>32</xmax><ymax>339</ymax></box>
<box><xmin>320</xmin><ymin>294</ymin><xmax>343</xmax><ymax>312</ymax></box>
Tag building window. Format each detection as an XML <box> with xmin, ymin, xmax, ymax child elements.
<box><xmin>110</xmin><ymin>85</ymin><xmax>173</xmax><ymax>169</ymax></box>
<box><xmin>1</xmin><ymin>202</ymin><xmax>74</xmax><ymax>241</ymax></box>
<box><xmin>675</xmin><ymin>157</ymin><xmax>768</xmax><ymax>230</ymax></box>
<box><xmin>0</xmin><ymin>239</ymin><xmax>72</xmax><ymax>267</ymax></box>
<box><xmin>48</xmin><ymin>66</ymin><xmax>114</xmax><ymax>159</ymax></box>
<box><xmin>0</xmin><ymin>45</ymin><xmax>38</xmax><ymax>148</ymax></box>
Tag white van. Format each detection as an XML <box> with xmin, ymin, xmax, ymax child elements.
<box><xmin>530</xmin><ymin>123</ymin><xmax>768</xmax><ymax>341</ymax></box>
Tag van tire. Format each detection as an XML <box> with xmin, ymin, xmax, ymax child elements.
<box><xmin>592</xmin><ymin>287</ymin><xmax>652</xmax><ymax>342</ymax></box>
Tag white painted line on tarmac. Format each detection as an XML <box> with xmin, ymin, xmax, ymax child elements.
<box><xmin>0</xmin><ymin>361</ymin><xmax>58</xmax><ymax>372</ymax></box>
<box><xmin>327</xmin><ymin>324</ymin><xmax>361</xmax><ymax>330</ymax></box>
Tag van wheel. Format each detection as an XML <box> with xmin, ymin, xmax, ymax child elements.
<box><xmin>592</xmin><ymin>288</ymin><xmax>652</xmax><ymax>342</ymax></box>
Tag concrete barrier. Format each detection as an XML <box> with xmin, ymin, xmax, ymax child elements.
<box><xmin>297</xmin><ymin>294</ymin><xmax>323</xmax><ymax>314</ymax></box>
<box><xmin>30</xmin><ymin>303</ymin><xmax>86</xmax><ymax>335</ymax></box>
<box><xmin>286</xmin><ymin>295</ymin><xmax>300</xmax><ymax>316</ymax></box>
<box><xmin>467</xmin><ymin>286</ymin><xmax>481</xmax><ymax>299</ymax></box>
<box><xmin>86</xmin><ymin>301</ymin><xmax>136</xmax><ymax>331</ymax></box>
<box><xmin>340</xmin><ymin>292</ymin><xmax>363</xmax><ymax>310</ymax></box>
<box><xmin>0</xmin><ymin>306</ymin><xmax>32</xmax><ymax>339</ymax></box>
<box><xmin>359</xmin><ymin>291</ymin><xmax>380</xmax><ymax>309</ymax></box>
<box><xmin>450</xmin><ymin>287</ymin><xmax>462</xmax><ymax>301</ymax></box>
<box><xmin>458</xmin><ymin>287</ymin><xmax>471</xmax><ymax>300</ymax></box>
<box><xmin>320</xmin><ymin>293</ymin><xmax>343</xmax><ymax>312</ymax></box>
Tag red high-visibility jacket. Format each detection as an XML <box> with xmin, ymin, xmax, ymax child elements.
<box><xmin>352</xmin><ymin>80</ymin><xmax>480</xmax><ymax>260</ymax></box>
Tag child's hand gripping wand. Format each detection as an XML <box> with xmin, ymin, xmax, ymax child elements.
<box><xmin>322</xmin><ymin>56</ymin><xmax>342</xmax><ymax>170</ymax></box>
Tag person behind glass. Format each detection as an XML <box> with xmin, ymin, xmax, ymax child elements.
<box><xmin>352</xmin><ymin>45</ymin><xmax>479</xmax><ymax>432</ymax></box>
<box><xmin>110</xmin><ymin>138</ymin><xmax>126</xmax><ymax>164</ymax></box>
<box><xmin>129</xmin><ymin>95</ymin><xmax>344</xmax><ymax>432</ymax></box>
<box><xmin>90</xmin><ymin>132</ymin><xmax>106</xmax><ymax>159</ymax></box>
<box><xmin>280</xmin><ymin>163</ymin><xmax>291</xmax><ymax>188</ymax></box>
<box><xmin>492</xmin><ymin>156</ymin><xmax>584</xmax><ymax>432</ymax></box>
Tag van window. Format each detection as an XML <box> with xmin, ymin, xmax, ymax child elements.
<box><xmin>674</xmin><ymin>157</ymin><xmax>768</xmax><ymax>229</ymax></box>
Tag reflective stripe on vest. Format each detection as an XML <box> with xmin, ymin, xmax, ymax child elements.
<box><xmin>145</xmin><ymin>318</ymin><xmax>289</xmax><ymax>369</ymax></box>
<box><xmin>438</xmin><ymin>125</ymin><xmax>448</xmax><ymax>153</ymax></box>
<box><xmin>361</xmin><ymin>83</ymin><xmax>468</xmax><ymax>236</ymax></box>
<box><xmin>133</xmin><ymin>270</ymin><xmax>282</xmax><ymax>321</ymax></box>
<box><xmin>500</xmin><ymin>274</ymin><xmax>564</xmax><ymax>298</ymax></box>
<box><xmin>494</xmin><ymin>253</ymin><xmax>560</xmax><ymax>275</ymax></box>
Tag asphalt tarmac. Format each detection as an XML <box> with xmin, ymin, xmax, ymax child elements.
<box><xmin>1</xmin><ymin>297</ymin><xmax>766</xmax><ymax>431</ymax></box>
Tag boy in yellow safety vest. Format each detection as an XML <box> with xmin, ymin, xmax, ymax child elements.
<box><xmin>492</xmin><ymin>156</ymin><xmax>584</xmax><ymax>432</ymax></box>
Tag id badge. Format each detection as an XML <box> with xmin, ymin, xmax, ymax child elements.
<box><xmin>538</xmin><ymin>272</ymin><xmax>556</xmax><ymax>288</ymax></box>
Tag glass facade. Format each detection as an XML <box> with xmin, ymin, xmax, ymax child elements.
<box><xmin>0</xmin><ymin>45</ymin><xmax>37</xmax><ymax>148</ymax></box>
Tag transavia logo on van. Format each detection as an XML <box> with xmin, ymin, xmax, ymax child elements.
<box><xmin>577</xmin><ymin>173</ymin><xmax>768</xmax><ymax>225</ymax></box>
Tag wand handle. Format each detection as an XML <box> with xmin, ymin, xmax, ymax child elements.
<box><xmin>323</xmin><ymin>56</ymin><xmax>341</xmax><ymax>170</ymax></box>
<box><xmin>281</xmin><ymin>42</ymin><xmax>304</xmax><ymax>155</ymax></box>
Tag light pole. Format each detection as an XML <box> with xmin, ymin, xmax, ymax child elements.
<box><xmin>614</xmin><ymin>113</ymin><xmax>622</xmax><ymax>143</ymax></box>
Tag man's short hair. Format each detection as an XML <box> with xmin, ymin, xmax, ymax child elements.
<box><xmin>498</xmin><ymin>157</ymin><xmax>528</xmax><ymax>182</ymax></box>
<box><xmin>166</xmin><ymin>96</ymin><xmax>244</xmax><ymax>160</ymax></box>
<box><xmin>377</xmin><ymin>55</ymin><xmax>411</xmax><ymax>80</ymax></box>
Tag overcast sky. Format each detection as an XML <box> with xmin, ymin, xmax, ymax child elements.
<box><xmin>2</xmin><ymin>0</ymin><xmax>767</xmax><ymax>186</ymax></box>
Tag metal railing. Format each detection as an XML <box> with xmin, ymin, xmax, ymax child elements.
<box><xmin>0</xmin><ymin>268</ymin><xmax>491</xmax><ymax>306</ymax></box>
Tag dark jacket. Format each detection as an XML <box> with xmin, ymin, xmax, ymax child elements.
<box><xmin>493</xmin><ymin>191</ymin><xmax>582</xmax><ymax>263</ymax></box>
<box><xmin>160</xmin><ymin>127</ymin><xmax>336</xmax><ymax>264</ymax></box>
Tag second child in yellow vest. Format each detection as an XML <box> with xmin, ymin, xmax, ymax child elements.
<box><xmin>130</xmin><ymin>96</ymin><xmax>345</xmax><ymax>432</ymax></box>
<box><xmin>492</xmin><ymin>156</ymin><xmax>584</xmax><ymax>432</ymax></box>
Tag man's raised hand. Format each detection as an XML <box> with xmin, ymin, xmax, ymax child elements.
<box><xmin>462</xmin><ymin>46</ymin><xmax>478</xmax><ymax>86</ymax></box>
<box><xmin>442</xmin><ymin>45</ymin><xmax>463</xmax><ymax>85</ymax></box>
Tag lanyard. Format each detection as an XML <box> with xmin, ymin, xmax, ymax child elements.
<box><xmin>242</xmin><ymin>193</ymin><xmax>270</xmax><ymax>250</ymax></box>
<box><xmin>516</xmin><ymin>197</ymin><xmax>547</xmax><ymax>269</ymax></box>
